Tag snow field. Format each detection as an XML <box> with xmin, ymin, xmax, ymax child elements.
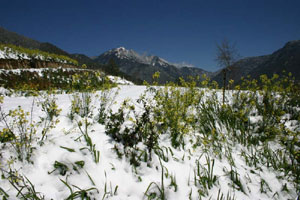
<box><xmin>0</xmin><ymin>85</ymin><xmax>298</xmax><ymax>199</ymax></box>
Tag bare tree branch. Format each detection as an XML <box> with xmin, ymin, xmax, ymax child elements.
<box><xmin>215</xmin><ymin>39</ymin><xmax>239</xmax><ymax>105</ymax></box>
<box><xmin>215</xmin><ymin>38</ymin><xmax>239</xmax><ymax>69</ymax></box>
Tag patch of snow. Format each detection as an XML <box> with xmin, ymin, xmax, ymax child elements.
<box><xmin>0</xmin><ymin>47</ymin><xmax>72</xmax><ymax>64</ymax></box>
<box><xmin>107</xmin><ymin>75</ymin><xmax>134</xmax><ymax>85</ymax></box>
<box><xmin>173</xmin><ymin>62</ymin><xmax>196</xmax><ymax>68</ymax></box>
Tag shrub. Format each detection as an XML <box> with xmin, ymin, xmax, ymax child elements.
<box><xmin>0</xmin><ymin>106</ymin><xmax>36</xmax><ymax>162</ymax></box>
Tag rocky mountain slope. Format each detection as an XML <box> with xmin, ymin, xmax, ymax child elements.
<box><xmin>212</xmin><ymin>55</ymin><xmax>270</xmax><ymax>85</ymax></box>
<box><xmin>212</xmin><ymin>40</ymin><xmax>300</xmax><ymax>85</ymax></box>
<box><xmin>94</xmin><ymin>47</ymin><xmax>211</xmax><ymax>83</ymax></box>
<box><xmin>248</xmin><ymin>40</ymin><xmax>300</xmax><ymax>80</ymax></box>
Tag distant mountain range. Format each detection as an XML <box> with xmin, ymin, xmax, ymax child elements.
<box><xmin>212</xmin><ymin>40</ymin><xmax>300</xmax><ymax>84</ymax></box>
<box><xmin>93</xmin><ymin>47</ymin><xmax>210</xmax><ymax>83</ymax></box>
<box><xmin>1</xmin><ymin>26</ymin><xmax>299</xmax><ymax>84</ymax></box>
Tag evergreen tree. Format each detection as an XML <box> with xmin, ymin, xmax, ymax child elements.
<box><xmin>105</xmin><ymin>58</ymin><xmax>120</xmax><ymax>76</ymax></box>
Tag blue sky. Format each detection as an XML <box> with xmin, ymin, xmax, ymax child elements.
<box><xmin>0</xmin><ymin>0</ymin><xmax>299</xmax><ymax>71</ymax></box>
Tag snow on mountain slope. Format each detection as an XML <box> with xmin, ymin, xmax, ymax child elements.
<box><xmin>94</xmin><ymin>47</ymin><xmax>211</xmax><ymax>83</ymax></box>
<box><xmin>102</xmin><ymin>47</ymin><xmax>184</xmax><ymax>68</ymax></box>
<box><xmin>0</xmin><ymin>68</ymin><xmax>134</xmax><ymax>85</ymax></box>
<box><xmin>0</xmin><ymin>46</ymin><xmax>76</xmax><ymax>65</ymax></box>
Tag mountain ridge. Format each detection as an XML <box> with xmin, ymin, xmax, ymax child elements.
<box><xmin>95</xmin><ymin>47</ymin><xmax>201</xmax><ymax>69</ymax></box>
<box><xmin>1</xmin><ymin>26</ymin><xmax>299</xmax><ymax>84</ymax></box>
<box><xmin>93</xmin><ymin>47</ymin><xmax>211</xmax><ymax>83</ymax></box>
<box><xmin>0</xmin><ymin>27</ymin><xmax>69</xmax><ymax>56</ymax></box>
<box><xmin>212</xmin><ymin>40</ymin><xmax>300</xmax><ymax>84</ymax></box>
<box><xmin>0</xmin><ymin>27</ymin><xmax>105</xmax><ymax>68</ymax></box>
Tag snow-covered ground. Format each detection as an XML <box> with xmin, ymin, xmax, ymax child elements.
<box><xmin>0</xmin><ymin>46</ymin><xmax>73</xmax><ymax>64</ymax></box>
<box><xmin>0</xmin><ymin>68</ymin><xmax>81</xmax><ymax>76</ymax></box>
<box><xmin>0</xmin><ymin>85</ymin><xmax>298</xmax><ymax>199</ymax></box>
<box><xmin>0</xmin><ymin>68</ymin><xmax>134</xmax><ymax>86</ymax></box>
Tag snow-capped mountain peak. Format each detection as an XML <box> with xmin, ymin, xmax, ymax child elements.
<box><xmin>113</xmin><ymin>47</ymin><xmax>129</xmax><ymax>57</ymax></box>
<box><xmin>116</xmin><ymin>46</ymin><xmax>126</xmax><ymax>51</ymax></box>
<box><xmin>149</xmin><ymin>56</ymin><xmax>169</xmax><ymax>67</ymax></box>
<box><xmin>94</xmin><ymin>47</ymin><xmax>210</xmax><ymax>83</ymax></box>
<box><xmin>105</xmin><ymin>47</ymin><xmax>142</xmax><ymax>62</ymax></box>
<box><xmin>102</xmin><ymin>47</ymin><xmax>172</xmax><ymax>68</ymax></box>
